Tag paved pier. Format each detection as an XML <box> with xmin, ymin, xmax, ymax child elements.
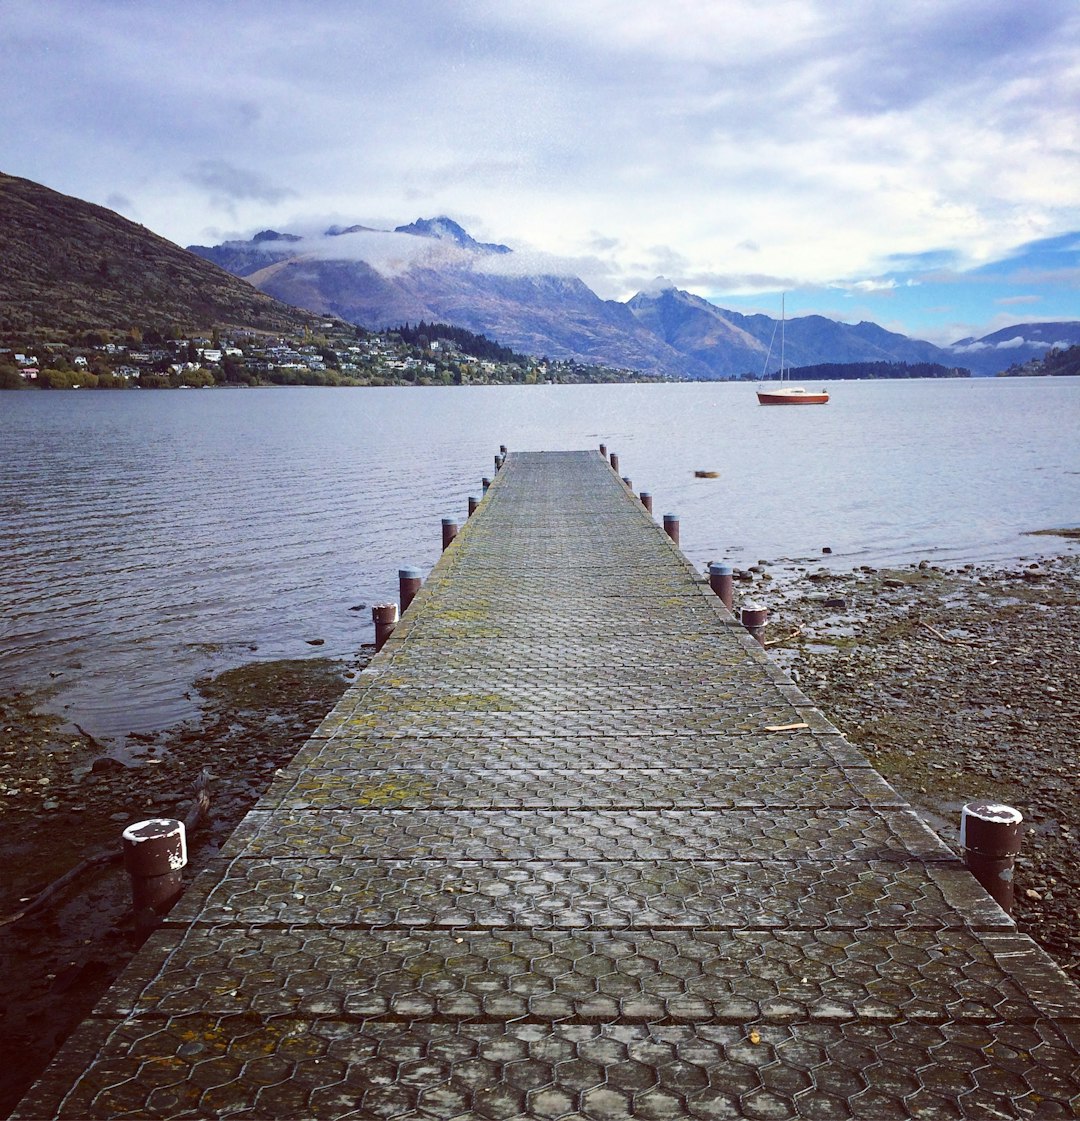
<box><xmin>17</xmin><ymin>451</ymin><xmax>1079</xmax><ymax>1119</ymax></box>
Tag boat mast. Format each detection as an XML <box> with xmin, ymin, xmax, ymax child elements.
<box><xmin>780</xmin><ymin>292</ymin><xmax>785</xmax><ymax>382</ymax></box>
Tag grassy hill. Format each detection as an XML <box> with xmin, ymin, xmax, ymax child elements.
<box><xmin>0</xmin><ymin>172</ymin><xmax>320</xmax><ymax>339</ymax></box>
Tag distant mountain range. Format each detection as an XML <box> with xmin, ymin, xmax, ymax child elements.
<box><xmin>1</xmin><ymin>169</ymin><xmax>1075</xmax><ymax>376</ymax></box>
<box><xmin>0</xmin><ymin>172</ymin><xmax>322</xmax><ymax>337</ymax></box>
<box><xmin>191</xmin><ymin>219</ymin><xmax>1079</xmax><ymax>377</ymax></box>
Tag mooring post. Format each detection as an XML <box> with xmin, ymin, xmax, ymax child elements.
<box><xmin>482</xmin><ymin>477</ymin><xmax>491</xmax><ymax>492</ymax></box>
<box><xmin>442</xmin><ymin>517</ymin><xmax>459</xmax><ymax>550</ymax></box>
<box><xmin>599</xmin><ymin>443</ymin><xmax>607</xmax><ymax>457</ymax></box>
<box><xmin>709</xmin><ymin>562</ymin><xmax>734</xmax><ymax>610</ymax></box>
<box><xmin>741</xmin><ymin>602</ymin><xmax>768</xmax><ymax>645</ymax></box>
<box><xmin>399</xmin><ymin>567</ymin><xmax>422</xmax><ymax>612</ymax></box>
<box><xmin>500</xmin><ymin>444</ymin><xmax>507</xmax><ymax>456</ymax></box>
<box><xmin>610</xmin><ymin>452</ymin><xmax>619</xmax><ymax>473</ymax></box>
<box><xmin>468</xmin><ymin>496</ymin><xmax>479</xmax><ymax>516</ymax></box>
<box><xmin>663</xmin><ymin>513</ymin><xmax>680</xmax><ymax>545</ymax></box>
<box><xmin>495</xmin><ymin>454</ymin><xmax>503</xmax><ymax>472</ymax></box>
<box><xmin>622</xmin><ymin>476</ymin><xmax>633</xmax><ymax>490</ymax></box>
<box><xmin>122</xmin><ymin>818</ymin><xmax>187</xmax><ymax>936</ymax></box>
<box><xmin>960</xmin><ymin>802</ymin><xmax>1024</xmax><ymax>914</ymax></box>
<box><xmin>640</xmin><ymin>491</ymin><xmax>653</xmax><ymax>514</ymax></box>
<box><xmin>372</xmin><ymin>603</ymin><xmax>399</xmax><ymax>651</ymax></box>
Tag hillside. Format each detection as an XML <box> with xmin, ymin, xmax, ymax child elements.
<box><xmin>0</xmin><ymin>173</ymin><xmax>321</xmax><ymax>338</ymax></box>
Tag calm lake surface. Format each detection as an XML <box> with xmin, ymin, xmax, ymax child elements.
<box><xmin>2</xmin><ymin>378</ymin><xmax>1078</xmax><ymax>742</ymax></box>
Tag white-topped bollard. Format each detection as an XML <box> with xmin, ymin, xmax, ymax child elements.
<box><xmin>372</xmin><ymin>602</ymin><xmax>399</xmax><ymax>651</ymax></box>
<box><xmin>741</xmin><ymin>602</ymin><xmax>768</xmax><ymax>645</ymax></box>
<box><xmin>122</xmin><ymin>817</ymin><xmax>187</xmax><ymax>935</ymax></box>
<box><xmin>960</xmin><ymin>802</ymin><xmax>1024</xmax><ymax>914</ymax></box>
<box><xmin>442</xmin><ymin>517</ymin><xmax>459</xmax><ymax>550</ymax></box>
<box><xmin>663</xmin><ymin>513</ymin><xmax>680</xmax><ymax>545</ymax></box>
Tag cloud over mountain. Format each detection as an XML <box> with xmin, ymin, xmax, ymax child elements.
<box><xmin>191</xmin><ymin>215</ymin><xmax>1050</xmax><ymax>377</ymax></box>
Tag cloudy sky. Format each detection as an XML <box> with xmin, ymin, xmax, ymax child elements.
<box><xmin>3</xmin><ymin>0</ymin><xmax>1078</xmax><ymax>344</ymax></box>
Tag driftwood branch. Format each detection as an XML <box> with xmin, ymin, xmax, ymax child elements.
<box><xmin>764</xmin><ymin>626</ymin><xmax>802</xmax><ymax>648</ymax></box>
<box><xmin>0</xmin><ymin>850</ymin><xmax>121</xmax><ymax>927</ymax></box>
<box><xmin>0</xmin><ymin>769</ymin><xmax>213</xmax><ymax>928</ymax></box>
<box><xmin>920</xmin><ymin>621</ymin><xmax>985</xmax><ymax>647</ymax></box>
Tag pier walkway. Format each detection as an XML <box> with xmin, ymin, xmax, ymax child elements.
<box><xmin>18</xmin><ymin>451</ymin><xmax>1079</xmax><ymax>1119</ymax></box>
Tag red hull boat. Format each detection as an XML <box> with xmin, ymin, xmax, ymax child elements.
<box><xmin>756</xmin><ymin>293</ymin><xmax>830</xmax><ymax>405</ymax></box>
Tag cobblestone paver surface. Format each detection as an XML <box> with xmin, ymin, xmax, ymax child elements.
<box><xmin>17</xmin><ymin>451</ymin><xmax>1079</xmax><ymax>1119</ymax></box>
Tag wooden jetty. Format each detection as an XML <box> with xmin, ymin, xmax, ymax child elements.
<box><xmin>16</xmin><ymin>450</ymin><xmax>1079</xmax><ymax>1118</ymax></box>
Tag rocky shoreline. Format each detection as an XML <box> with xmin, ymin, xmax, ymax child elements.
<box><xmin>748</xmin><ymin>550</ymin><xmax>1079</xmax><ymax>981</ymax></box>
<box><xmin>1</xmin><ymin>553</ymin><xmax>1077</xmax><ymax>1116</ymax></box>
<box><xmin>0</xmin><ymin>654</ymin><xmax>367</xmax><ymax>1117</ymax></box>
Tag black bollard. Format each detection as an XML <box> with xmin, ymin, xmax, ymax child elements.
<box><xmin>123</xmin><ymin>818</ymin><xmax>187</xmax><ymax>935</ymax></box>
<box><xmin>960</xmin><ymin>802</ymin><xmax>1024</xmax><ymax>913</ymax></box>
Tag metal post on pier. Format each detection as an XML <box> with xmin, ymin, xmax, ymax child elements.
<box><xmin>122</xmin><ymin>818</ymin><xmax>187</xmax><ymax>937</ymax></box>
<box><xmin>442</xmin><ymin>518</ymin><xmax>459</xmax><ymax>550</ymax></box>
<box><xmin>961</xmin><ymin>802</ymin><xmax>1024</xmax><ymax>913</ymax></box>
<box><xmin>741</xmin><ymin>603</ymin><xmax>768</xmax><ymax>645</ymax></box>
<box><xmin>663</xmin><ymin>513</ymin><xmax>680</xmax><ymax>545</ymax></box>
<box><xmin>399</xmin><ymin>567</ymin><xmax>422</xmax><ymax>612</ymax></box>
<box><xmin>710</xmin><ymin>562</ymin><xmax>734</xmax><ymax>610</ymax></box>
<box><xmin>372</xmin><ymin>603</ymin><xmax>399</xmax><ymax>651</ymax></box>
<box><xmin>640</xmin><ymin>492</ymin><xmax>653</xmax><ymax>514</ymax></box>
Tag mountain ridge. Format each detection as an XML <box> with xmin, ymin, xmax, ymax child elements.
<box><xmin>1</xmin><ymin>170</ymin><xmax>1073</xmax><ymax>376</ymax></box>
<box><xmin>0</xmin><ymin>172</ymin><xmax>323</xmax><ymax>337</ymax></box>
<box><xmin>198</xmin><ymin>222</ymin><xmax>1062</xmax><ymax>376</ymax></box>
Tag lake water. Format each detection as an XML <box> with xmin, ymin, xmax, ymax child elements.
<box><xmin>2</xmin><ymin>378</ymin><xmax>1078</xmax><ymax>742</ymax></box>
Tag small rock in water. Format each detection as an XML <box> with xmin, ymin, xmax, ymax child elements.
<box><xmin>306</xmin><ymin>638</ymin><xmax>326</xmax><ymax>646</ymax></box>
<box><xmin>349</xmin><ymin>603</ymin><xmax>367</xmax><ymax>612</ymax></box>
<box><xmin>822</xmin><ymin>546</ymin><xmax>832</xmax><ymax>554</ymax></box>
<box><xmin>824</xmin><ymin>596</ymin><xmax>847</xmax><ymax>610</ymax></box>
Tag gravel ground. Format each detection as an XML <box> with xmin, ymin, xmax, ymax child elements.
<box><xmin>0</xmin><ymin>554</ymin><xmax>1077</xmax><ymax>1115</ymax></box>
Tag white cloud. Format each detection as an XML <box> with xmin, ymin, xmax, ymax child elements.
<box><xmin>1</xmin><ymin>0</ymin><xmax>1078</xmax><ymax>336</ymax></box>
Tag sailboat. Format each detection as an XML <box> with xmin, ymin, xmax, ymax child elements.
<box><xmin>756</xmin><ymin>294</ymin><xmax>829</xmax><ymax>405</ymax></box>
